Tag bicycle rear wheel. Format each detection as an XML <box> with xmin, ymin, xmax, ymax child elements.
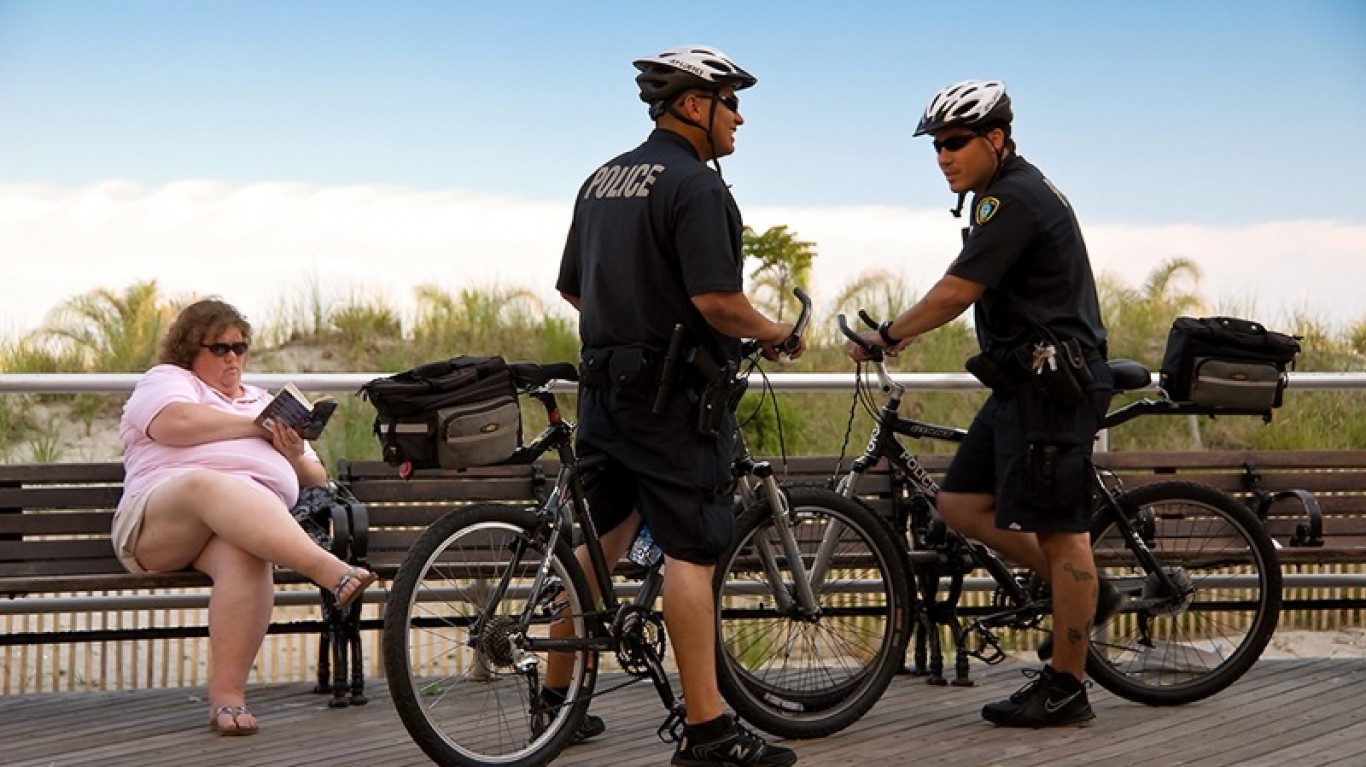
<box><xmin>1086</xmin><ymin>480</ymin><xmax>1281</xmax><ymax>705</ymax></box>
<box><xmin>383</xmin><ymin>503</ymin><xmax>596</xmax><ymax>767</ymax></box>
<box><xmin>715</xmin><ymin>485</ymin><xmax>913</xmax><ymax>738</ymax></box>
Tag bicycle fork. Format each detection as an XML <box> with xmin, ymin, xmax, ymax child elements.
<box><xmin>749</xmin><ymin>467</ymin><xmax>826</xmax><ymax>618</ymax></box>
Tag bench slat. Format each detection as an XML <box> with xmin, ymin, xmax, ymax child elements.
<box><xmin>1095</xmin><ymin>450</ymin><xmax>1366</xmax><ymax>471</ymax></box>
<box><xmin>0</xmin><ymin>486</ymin><xmax>123</xmax><ymax>509</ymax></box>
<box><xmin>0</xmin><ymin>463</ymin><xmax>126</xmax><ymax>484</ymax></box>
<box><xmin>0</xmin><ymin>511</ymin><xmax>114</xmax><ymax>535</ymax></box>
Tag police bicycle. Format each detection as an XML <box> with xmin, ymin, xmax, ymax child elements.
<box><xmin>833</xmin><ymin>311</ymin><xmax>1281</xmax><ymax>706</ymax></box>
<box><xmin>381</xmin><ymin>293</ymin><xmax>911</xmax><ymax>767</ymax></box>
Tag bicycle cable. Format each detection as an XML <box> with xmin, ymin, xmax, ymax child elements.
<box><xmin>833</xmin><ymin>360</ymin><xmax>886</xmax><ymax>478</ymax></box>
<box><xmin>734</xmin><ymin>354</ymin><xmax>792</xmax><ymax>475</ymax></box>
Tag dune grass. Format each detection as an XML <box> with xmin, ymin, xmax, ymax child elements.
<box><xmin>1</xmin><ymin>264</ymin><xmax>1363</xmax><ymax>463</ymax></box>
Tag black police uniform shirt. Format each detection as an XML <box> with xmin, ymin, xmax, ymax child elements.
<box><xmin>947</xmin><ymin>155</ymin><xmax>1107</xmax><ymax>359</ymax></box>
<box><xmin>556</xmin><ymin>128</ymin><xmax>742</xmax><ymax>560</ymax></box>
<box><xmin>556</xmin><ymin>129</ymin><xmax>744</xmax><ymax>364</ymax></box>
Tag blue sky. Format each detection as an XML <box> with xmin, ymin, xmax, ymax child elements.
<box><xmin>1</xmin><ymin>1</ymin><xmax>1363</xmax><ymax>335</ymax></box>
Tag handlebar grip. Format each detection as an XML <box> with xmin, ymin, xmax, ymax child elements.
<box><xmin>778</xmin><ymin>286</ymin><xmax>813</xmax><ymax>355</ymax></box>
<box><xmin>792</xmin><ymin>287</ymin><xmax>812</xmax><ymax>337</ymax></box>
<box><xmin>838</xmin><ymin>313</ymin><xmax>883</xmax><ymax>361</ymax></box>
<box><xmin>857</xmin><ymin>309</ymin><xmax>880</xmax><ymax>331</ymax></box>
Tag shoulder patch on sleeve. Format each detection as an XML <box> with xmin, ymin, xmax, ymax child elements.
<box><xmin>974</xmin><ymin>196</ymin><xmax>1001</xmax><ymax>225</ymax></box>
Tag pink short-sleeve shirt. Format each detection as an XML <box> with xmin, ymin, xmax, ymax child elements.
<box><xmin>118</xmin><ymin>364</ymin><xmax>317</xmax><ymax>512</ymax></box>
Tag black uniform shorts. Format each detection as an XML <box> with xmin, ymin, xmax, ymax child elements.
<box><xmin>575</xmin><ymin>386</ymin><xmax>736</xmax><ymax>565</ymax></box>
<box><xmin>941</xmin><ymin>358</ymin><xmax>1114</xmax><ymax>533</ymax></box>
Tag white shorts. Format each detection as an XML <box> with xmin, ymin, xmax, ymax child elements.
<box><xmin>111</xmin><ymin>477</ymin><xmax>174</xmax><ymax>574</ymax></box>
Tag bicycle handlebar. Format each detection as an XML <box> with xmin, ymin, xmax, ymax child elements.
<box><xmin>778</xmin><ymin>286</ymin><xmax>813</xmax><ymax>355</ymax></box>
<box><xmin>837</xmin><ymin>313</ymin><xmax>881</xmax><ymax>360</ymax></box>
<box><xmin>856</xmin><ymin>310</ymin><xmax>881</xmax><ymax>333</ymax></box>
<box><xmin>742</xmin><ymin>286</ymin><xmax>812</xmax><ymax>358</ymax></box>
<box><xmin>837</xmin><ymin>312</ymin><xmax>901</xmax><ymax>395</ymax></box>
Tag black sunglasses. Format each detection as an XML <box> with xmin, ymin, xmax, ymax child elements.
<box><xmin>202</xmin><ymin>342</ymin><xmax>249</xmax><ymax>357</ymax></box>
<box><xmin>697</xmin><ymin>91</ymin><xmax>740</xmax><ymax>113</ymax></box>
<box><xmin>932</xmin><ymin>134</ymin><xmax>979</xmax><ymax>153</ymax></box>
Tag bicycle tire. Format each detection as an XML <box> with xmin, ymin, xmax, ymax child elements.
<box><xmin>383</xmin><ymin>503</ymin><xmax>596</xmax><ymax>767</ymax></box>
<box><xmin>715</xmin><ymin>485</ymin><xmax>914</xmax><ymax>738</ymax></box>
<box><xmin>1085</xmin><ymin>480</ymin><xmax>1281</xmax><ymax>705</ymax></box>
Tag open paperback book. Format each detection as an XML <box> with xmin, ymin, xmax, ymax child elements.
<box><xmin>254</xmin><ymin>383</ymin><xmax>338</xmax><ymax>441</ymax></box>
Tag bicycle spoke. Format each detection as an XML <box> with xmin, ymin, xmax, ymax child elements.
<box><xmin>1086</xmin><ymin>482</ymin><xmax>1280</xmax><ymax>704</ymax></box>
<box><xmin>384</xmin><ymin>505</ymin><xmax>596</xmax><ymax>767</ymax></box>
<box><xmin>716</xmin><ymin>487</ymin><xmax>912</xmax><ymax>737</ymax></box>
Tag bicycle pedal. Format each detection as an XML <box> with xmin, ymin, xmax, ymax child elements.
<box><xmin>968</xmin><ymin>647</ymin><xmax>1006</xmax><ymax>665</ymax></box>
<box><xmin>966</xmin><ymin>623</ymin><xmax>1006</xmax><ymax>665</ymax></box>
<box><xmin>656</xmin><ymin>704</ymin><xmax>686</xmax><ymax>744</ymax></box>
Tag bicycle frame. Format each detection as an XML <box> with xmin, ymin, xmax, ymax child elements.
<box><xmin>830</xmin><ymin>352</ymin><xmax>1193</xmax><ymax>672</ymax></box>
<box><xmin>453</xmin><ymin>284</ymin><xmax>833</xmax><ymax>739</ymax></box>
<box><xmin>478</xmin><ymin>371</ymin><xmax>836</xmax><ymax>725</ymax></box>
<box><xmin>732</xmin><ymin>429</ymin><xmax>830</xmax><ymax>612</ymax></box>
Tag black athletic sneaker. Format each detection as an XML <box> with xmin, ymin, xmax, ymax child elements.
<box><xmin>1037</xmin><ymin>575</ymin><xmax>1123</xmax><ymax>661</ymax></box>
<box><xmin>672</xmin><ymin>714</ymin><xmax>798</xmax><ymax>767</ymax></box>
<box><xmin>530</xmin><ymin>693</ymin><xmax>606</xmax><ymax>745</ymax></box>
<box><xmin>981</xmin><ymin>665</ymin><xmax>1095</xmax><ymax>728</ymax></box>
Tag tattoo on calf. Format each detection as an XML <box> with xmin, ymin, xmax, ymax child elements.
<box><xmin>1063</xmin><ymin>563</ymin><xmax>1095</xmax><ymax>583</ymax></box>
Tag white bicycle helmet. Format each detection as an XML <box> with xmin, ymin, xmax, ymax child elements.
<box><xmin>914</xmin><ymin>80</ymin><xmax>1012</xmax><ymax>136</ymax></box>
<box><xmin>634</xmin><ymin>45</ymin><xmax>757</xmax><ymax>117</ymax></box>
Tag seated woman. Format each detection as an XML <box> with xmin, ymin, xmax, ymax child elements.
<box><xmin>111</xmin><ymin>297</ymin><xmax>376</xmax><ymax>736</ymax></box>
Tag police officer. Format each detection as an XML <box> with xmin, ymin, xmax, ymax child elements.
<box><xmin>553</xmin><ymin>46</ymin><xmax>802</xmax><ymax>766</ymax></box>
<box><xmin>849</xmin><ymin>80</ymin><xmax>1120</xmax><ymax>728</ymax></box>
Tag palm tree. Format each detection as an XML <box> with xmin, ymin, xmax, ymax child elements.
<box><xmin>743</xmin><ymin>225</ymin><xmax>815</xmax><ymax>323</ymax></box>
<box><xmin>38</xmin><ymin>281</ymin><xmax>177</xmax><ymax>372</ymax></box>
<box><xmin>1102</xmin><ymin>256</ymin><xmax>1205</xmax><ymax>365</ymax></box>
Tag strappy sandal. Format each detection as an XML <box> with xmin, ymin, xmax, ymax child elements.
<box><xmin>209</xmin><ymin>705</ymin><xmax>260</xmax><ymax>736</ymax></box>
<box><xmin>333</xmin><ymin>565</ymin><xmax>377</xmax><ymax>610</ymax></box>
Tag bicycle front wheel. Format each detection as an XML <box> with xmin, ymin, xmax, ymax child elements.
<box><xmin>1086</xmin><ymin>480</ymin><xmax>1281</xmax><ymax>705</ymax></box>
<box><xmin>383</xmin><ymin>503</ymin><xmax>596</xmax><ymax>767</ymax></box>
<box><xmin>715</xmin><ymin>485</ymin><xmax>913</xmax><ymax>739</ymax></box>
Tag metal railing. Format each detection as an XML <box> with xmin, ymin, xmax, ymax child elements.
<box><xmin>1</xmin><ymin>370</ymin><xmax>1362</xmax><ymax>395</ymax></box>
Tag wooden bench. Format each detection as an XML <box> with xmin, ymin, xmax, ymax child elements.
<box><xmin>1091</xmin><ymin>449</ymin><xmax>1366</xmax><ymax>561</ymax></box>
<box><xmin>3</xmin><ymin>451</ymin><xmax>1362</xmax><ymax>667</ymax></box>
<box><xmin>0</xmin><ymin>460</ymin><xmax>560</xmax><ymax>692</ymax></box>
<box><xmin>0</xmin><ymin>463</ymin><xmax>337</xmax><ymax>632</ymax></box>
<box><xmin>0</xmin><ymin>462</ymin><xmax>373</xmax><ymax>701</ymax></box>
<box><xmin>780</xmin><ymin>449</ymin><xmax>1366</xmax><ymax>558</ymax></box>
<box><xmin>334</xmin><ymin>459</ymin><xmax>552</xmax><ymax>580</ymax></box>
<box><xmin>756</xmin><ymin>450</ymin><xmax>1366</xmax><ymax>611</ymax></box>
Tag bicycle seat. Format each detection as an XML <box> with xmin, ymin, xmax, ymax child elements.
<box><xmin>509</xmin><ymin>361</ymin><xmax>580</xmax><ymax>388</ymax></box>
<box><xmin>1108</xmin><ymin>359</ymin><xmax>1152</xmax><ymax>392</ymax></box>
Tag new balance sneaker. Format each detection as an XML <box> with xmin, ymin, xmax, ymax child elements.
<box><xmin>1038</xmin><ymin>575</ymin><xmax>1123</xmax><ymax>661</ymax></box>
<box><xmin>530</xmin><ymin>690</ymin><xmax>606</xmax><ymax>745</ymax></box>
<box><xmin>981</xmin><ymin>665</ymin><xmax>1095</xmax><ymax>728</ymax></box>
<box><xmin>672</xmin><ymin>714</ymin><xmax>797</xmax><ymax>767</ymax></box>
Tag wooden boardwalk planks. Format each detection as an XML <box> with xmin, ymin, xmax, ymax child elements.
<box><xmin>3</xmin><ymin>658</ymin><xmax>1365</xmax><ymax>767</ymax></box>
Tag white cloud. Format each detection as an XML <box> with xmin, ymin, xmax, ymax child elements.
<box><xmin>748</xmin><ymin>207</ymin><xmax>1366</xmax><ymax>332</ymax></box>
<box><xmin>2</xmin><ymin>181</ymin><xmax>1361</xmax><ymax>341</ymax></box>
<box><xmin>0</xmin><ymin>180</ymin><xmax>573</xmax><ymax>336</ymax></box>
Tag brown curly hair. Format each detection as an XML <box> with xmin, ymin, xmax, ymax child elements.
<box><xmin>158</xmin><ymin>298</ymin><xmax>253</xmax><ymax>369</ymax></box>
